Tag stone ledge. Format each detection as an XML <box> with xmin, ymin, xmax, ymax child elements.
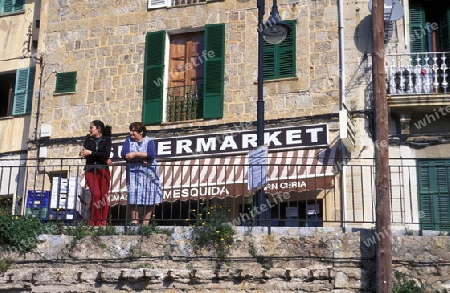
<box><xmin>0</xmin><ymin>229</ymin><xmax>449</xmax><ymax>291</ymax></box>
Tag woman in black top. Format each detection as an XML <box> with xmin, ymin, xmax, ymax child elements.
<box><xmin>79</xmin><ymin>120</ymin><xmax>112</xmax><ymax>226</ymax></box>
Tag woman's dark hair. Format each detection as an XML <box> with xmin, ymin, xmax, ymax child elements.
<box><xmin>129</xmin><ymin>122</ymin><xmax>147</xmax><ymax>136</ymax></box>
<box><xmin>91</xmin><ymin>120</ymin><xmax>112</xmax><ymax>136</ymax></box>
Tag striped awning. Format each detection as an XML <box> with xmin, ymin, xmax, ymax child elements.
<box><xmin>101</xmin><ymin>147</ymin><xmax>338</xmax><ymax>205</ymax></box>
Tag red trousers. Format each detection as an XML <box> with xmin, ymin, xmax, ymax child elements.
<box><xmin>85</xmin><ymin>168</ymin><xmax>110</xmax><ymax>226</ymax></box>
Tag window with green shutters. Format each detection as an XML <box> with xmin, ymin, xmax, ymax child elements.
<box><xmin>0</xmin><ymin>0</ymin><xmax>25</xmax><ymax>14</ymax></box>
<box><xmin>417</xmin><ymin>160</ymin><xmax>450</xmax><ymax>232</ymax></box>
<box><xmin>54</xmin><ymin>72</ymin><xmax>77</xmax><ymax>94</ymax></box>
<box><xmin>263</xmin><ymin>20</ymin><xmax>296</xmax><ymax>80</ymax></box>
<box><xmin>12</xmin><ymin>67</ymin><xmax>35</xmax><ymax>116</ymax></box>
<box><xmin>409</xmin><ymin>0</ymin><xmax>450</xmax><ymax>53</ymax></box>
<box><xmin>142</xmin><ymin>24</ymin><xmax>225</xmax><ymax>124</ymax></box>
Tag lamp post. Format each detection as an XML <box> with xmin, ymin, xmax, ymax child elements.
<box><xmin>255</xmin><ymin>0</ymin><xmax>290</xmax><ymax>226</ymax></box>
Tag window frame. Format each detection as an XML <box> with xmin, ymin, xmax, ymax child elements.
<box><xmin>0</xmin><ymin>71</ymin><xmax>15</xmax><ymax>118</ymax></box>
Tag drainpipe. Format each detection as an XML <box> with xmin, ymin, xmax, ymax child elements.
<box><xmin>338</xmin><ymin>0</ymin><xmax>347</xmax><ymax>231</ymax></box>
<box><xmin>22</xmin><ymin>54</ymin><xmax>45</xmax><ymax>216</ymax></box>
<box><xmin>34</xmin><ymin>55</ymin><xmax>45</xmax><ymax>161</ymax></box>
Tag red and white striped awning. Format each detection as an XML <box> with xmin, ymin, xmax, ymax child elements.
<box><xmin>100</xmin><ymin>147</ymin><xmax>338</xmax><ymax>205</ymax></box>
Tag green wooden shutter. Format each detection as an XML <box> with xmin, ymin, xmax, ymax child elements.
<box><xmin>203</xmin><ymin>23</ymin><xmax>225</xmax><ymax>119</ymax></box>
<box><xmin>55</xmin><ymin>72</ymin><xmax>77</xmax><ymax>93</ymax></box>
<box><xmin>12</xmin><ymin>67</ymin><xmax>35</xmax><ymax>116</ymax></box>
<box><xmin>436</xmin><ymin>194</ymin><xmax>450</xmax><ymax>231</ymax></box>
<box><xmin>419</xmin><ymin>194</ymin><xmax>435</xmax><ymax>230</ymax></box>
<box><xmin>263</xmin><ymin>20</ymin><xmax>296</xmax><ymax>80</ymax></box>
<box><xmin>263</xmin><ymin>39</ymin><xmax>276</xmax><ymax>79</ymax></box>
<box><xmin>409</xmin><ymin>1</ymin><xmax>427</xmax><ymax>53</ymax></box>
<box><xmin>1</xmin><ymin>0</ymin><xmax>11</xmax><ymax>13</ymax></box>
<box><xmin>278</xmin><ymin>20</ymin><xmax>296</xmax><ymax>78</ymax></box>
<box><xmin>418</xmin><ymin>160</ymin><xmax>450</xmax><ymax>231</ymax></box>
<box><xmin>13</xmin><ymin>0</ymin><xmax>24</xmax><ymax>11</ymax></box>
<box><xmin>1</xmin><ymin>0</ymin><xmax>24</xmax><ymax>13</ymax></box>
<box><xmin>142</xmin><ymin>31</ymin><xmax>165</xmax><ymax>124</ymax></box>
<box><xmin>439</xmin><ymin>8</ymin><xmax>450</xmax><ymax>52</ymax></box>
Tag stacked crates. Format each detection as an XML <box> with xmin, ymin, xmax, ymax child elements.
<box><xmin>49</xmin><ymin>177</ymin><xmax>79</xmax><ymax>220</ymax></box>
<box><xmin>25</xmin><ymin>190</ymin><xmax>50</xmax><ymax>219</ymax></box>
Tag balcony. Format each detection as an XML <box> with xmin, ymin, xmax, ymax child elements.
<box><xmin>386</xmin><ymin>52</ymin><xmax>450</xmax><ymax>108</ymax></box>
<box><xmin>166</xmin><ymin>84</ymin><xmax>203</xmax><ymax>122</ymax></box>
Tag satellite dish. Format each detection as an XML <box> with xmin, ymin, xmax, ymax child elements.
<box><xmin>368</xmin><ymin>0</ymin><xmax>404</xmax><ymax>21</ymax></box>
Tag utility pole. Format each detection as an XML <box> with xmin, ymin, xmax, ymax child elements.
<box><xmin>372</xmin><ymin>0</ymin><xmax>392</xmax><ymax>291</ymax></box>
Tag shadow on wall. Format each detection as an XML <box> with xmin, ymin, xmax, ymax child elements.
<box><xmin>354</xmin><ymin>15</ymin><xmax>373</xmax><ymax>55</ymax></box>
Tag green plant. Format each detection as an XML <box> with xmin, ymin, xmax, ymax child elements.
<box><xmin>248</xmin><ymin>241</ymin><xmax>257</xmax><ymax>257</ymax></box>
<box><xmin>393</xmin><ymin>271</ymin><xmax>423</xmax><ymax>293</ymax></box>
<box><xmin>191</xmin><ymin>202</ymin><xmax>235</xmax><ymax>260</ymax></box>
<box><xmin>404</xmin><ymin>227</ymin><xmax>414</xmax><ymax>236</ymax></box>
<box><xmin>137</xmin><ymin>221</ymin><xmax>160</xmax><ymax>236</ymax></box>
<box><xmin>0</xmin><ymin>209</ymin><xmax>46</xmax><ymax>256</ymax></box>
<box><xmin>124</xmin><ymin>220</ymin><xmax>173</xmax><ymax>236</ymax></box>
<box><xmin>65</xmin><ymin>221</ymin><xmax>96</xmax><ymax>239</ymax></box>
<box><xmin>65</xmin><ymin>222</ymin><xmax>116</xmax><ymax>239</ymax></box>
<box><xmin>0</xmin><ymin>258</ymin><xmax>12</xmax><ymax>272</ymax></box>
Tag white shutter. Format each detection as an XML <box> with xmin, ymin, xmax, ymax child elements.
<box><xmin>148</xmin><ymin>0</ymin><xmax>167</xmax><ymax>9</ymax></box>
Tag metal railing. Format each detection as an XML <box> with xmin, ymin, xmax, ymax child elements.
<box><xmin>0</xmin><ymin>158</ymin><xmax>449</xmax><ymax>232</ymax></box>
<box><xmin>385</xmin><ymin>52</ymin><xmax>450</xmax><ymax>95</ymax></box>
<box><xmin>166</xmin><ymin>84</ymin><xmax>203</xmax><ymax>122</ymax></box>
<box><xmin>171</xmin><ymin>0</ymin><xmax>206</xmax><ymax>6</ymax></box>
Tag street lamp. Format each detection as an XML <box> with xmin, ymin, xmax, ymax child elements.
<box><xmin>255</xmin><ymin>0</ymin><xmax>291</xmax><ymax>227</ymax></box>
<box><xmin>261</xmin><ymin>0</ymin><xmax>291</xmax><ymax>44</ymax></box>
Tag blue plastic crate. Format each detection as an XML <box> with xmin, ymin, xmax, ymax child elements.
<box><xmin>25</xmin><ymin>191</ymin><xmax>50</xmax><ymax>219</ymax></box>
<box><xmin>48</xmin><ymin>209</ymin><xmax>80</xmax><ymax>221</ymax></box>
<box><xmin>26</xmin><ymin>190</ymin><xmax>50</xmax><ymax>208</ymax></box>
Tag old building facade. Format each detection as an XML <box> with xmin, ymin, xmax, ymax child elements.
<box><xmin>0</xmin><ymin>0</ymin><xmax>449</xmax><ymax>232</ymax></box>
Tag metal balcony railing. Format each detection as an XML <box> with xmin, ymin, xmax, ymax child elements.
<box><xmin>0</xmin><ymin>158</ymin><xmax>449</xmax><ymax>233</ymax></box>
<box><xmin>171</xmin><ymin>0</ymin><xmax>205</xmax><ymax>6</ymax></box>
<box><xmin>166</xmin><ymin>85</ymin><xmax>203</xmax><ymax>122</ymax></box>
<box><xmin>385</xmin><ymin>52</ymin><xmax>450</xmax><ymax>95</ymax></box>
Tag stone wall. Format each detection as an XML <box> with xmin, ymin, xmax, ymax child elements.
<box><xmin>38</xmin><ymin>0</ymin><xmax>344</xmax><ymax>140</ymax></box>
<box><xmin>1</xmin><ymin>227</ymin><xmax>450</xmax><ymax>292</ymax></box>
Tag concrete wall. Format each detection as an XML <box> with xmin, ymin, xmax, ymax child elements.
<box><xmin>0</xmin><ymin>1</ymin><xmax>39</xmax><ymax>154</ymax></box>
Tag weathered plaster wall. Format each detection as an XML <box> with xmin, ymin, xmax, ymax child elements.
<box><xmin>1</xmin><ymin>227</ymin><xmax>449</xmax><ymax>292</ymax></box>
